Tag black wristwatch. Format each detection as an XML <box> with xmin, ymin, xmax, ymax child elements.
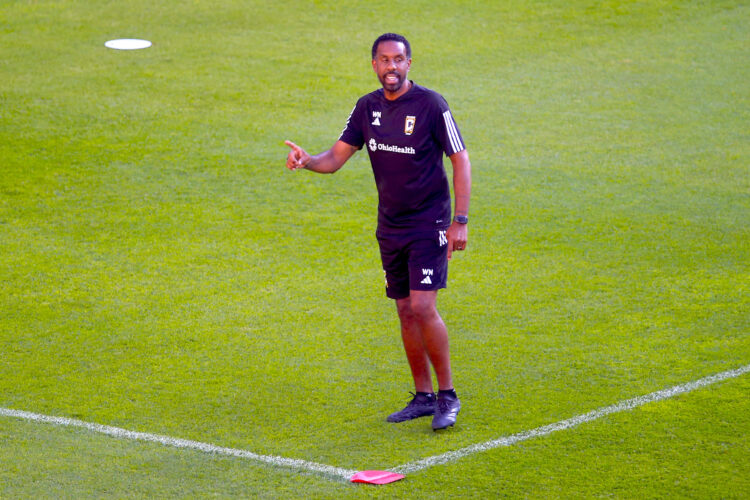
<box><xmin>453</xmin><ymin>215</ymin><xmax>469</xmax><ymax>224</ymax></box>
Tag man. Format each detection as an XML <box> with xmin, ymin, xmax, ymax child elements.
<box><xmin>284</xmin><ymin>33</ymin><xmax>471</xmax><ymax>430</ymax></box>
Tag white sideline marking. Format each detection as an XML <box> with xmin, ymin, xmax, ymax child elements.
<box><xmin>391</xmin><ymin>363</ymin><xmax>750</xmax><ymax>475</ymax></box>
<box><xmin>1</xmin><ymin>363</ymin><xmax>748</xmax><ymax>482</ymax></box>
<box><xmin>0</xmin><ymin>408</ymin><xmax>357</xmax><ymax>482</ymax></box>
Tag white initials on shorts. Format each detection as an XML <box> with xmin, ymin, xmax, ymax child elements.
<box><xmin>438</xmin><ymin>230</ymin><xmax>448</xmax><ymax>247</ymax></box>
<box><xmin>421</xmin><ymin>268</ymin><xmax>433</xmax><ymax>285</ymax></box>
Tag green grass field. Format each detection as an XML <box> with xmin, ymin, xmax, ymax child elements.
<box><xmin>1</xmin><ymin>0</ymin><xmax>748</xmax><ymax>497</ymax></box>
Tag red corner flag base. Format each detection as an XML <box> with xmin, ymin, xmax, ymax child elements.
<box><xmin>350</xmin><ymin>470</ymin><xmax>405</xmax><ymax>485</ymax></box>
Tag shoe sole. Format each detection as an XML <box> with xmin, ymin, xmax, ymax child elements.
<box><xmin>432</xmin><ymin>421</ymin><xmax>455</xmax><ymax>431</ymax></box>
<box><xmin>387</xmin><ymin>412</ymin><xmax>435</xmax><ymax>423</ymax></box>
<box><xmin>432</xmin><ymin>424</ymin><xmax>455</xmax><ymax>432</ymax></box>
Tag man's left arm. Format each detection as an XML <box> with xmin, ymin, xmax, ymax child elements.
<box><xmin>446</xmin><ymin>149</ymin><xmax>471</xmax><ymax>260</ymax></box>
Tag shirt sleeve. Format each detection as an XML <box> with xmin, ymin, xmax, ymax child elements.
<box><xmin>338</xmin><ymin>98</ymin><xmax>366</xmax><ymax>149</ymax></box>
<box><xmin>434</xmin><ymin>95</ymin><xmax>466</xmax><ymax>156</ymax></box>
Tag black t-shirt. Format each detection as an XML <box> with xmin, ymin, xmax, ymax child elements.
<box><xmin>339</xmin><ymin>82</ymin><xmax>465</xmax><ymax>235</ymax></box>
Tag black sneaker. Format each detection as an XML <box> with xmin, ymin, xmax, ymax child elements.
<box><xmin>432</xmin><ymin>393</ymin><xmax>461</xmax><ymax>430</ymax></box>
<box><xmin>386</xmin><ymin>392</ymin><xmax>436</xmax><ymax>423</ymax></box>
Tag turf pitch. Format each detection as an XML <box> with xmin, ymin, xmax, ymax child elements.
<box><xmin>1</xmin><ymin>0</ymin><xmax>748</xmax><ymax>497</ymax></box>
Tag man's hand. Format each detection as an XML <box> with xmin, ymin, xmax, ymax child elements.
<box><xmin>284</xmin><ymin>140</ymin><xmax>310</xmax><ymax>170</ymax></box>
<box><xmin>446</xmin><ymin>221</ymin><xmax>468</xmax><ymax>261</ymax></box>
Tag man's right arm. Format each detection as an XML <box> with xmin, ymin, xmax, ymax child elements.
<box><xmin>284</xmin><ymin>140</ymin><xmax>358</xmax><ymax>174</ymax></box>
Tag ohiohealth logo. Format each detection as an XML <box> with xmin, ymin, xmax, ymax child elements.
<box><xmin>368</xmin><ymin>138</ymin><xmax>415</xmax><ymax>155</ymax></box>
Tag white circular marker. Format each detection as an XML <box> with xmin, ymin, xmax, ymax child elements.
<box><xmin>105</xmin><ymin>39</ymin><xmax>152</xmax><ymax>50</ymax></box>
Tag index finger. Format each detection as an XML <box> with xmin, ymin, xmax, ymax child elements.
<box><xmin>284</xmin><ymin>140</ymin><xmax>301</xmax><ymax>152</ymax></box>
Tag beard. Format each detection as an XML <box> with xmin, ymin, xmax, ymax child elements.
<box><xmin>379</xmin><ymin>71</ymin><xmax>406</xmax><ymax>93</ymax></box>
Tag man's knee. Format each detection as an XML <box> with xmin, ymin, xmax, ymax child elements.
<box><xmin>408</xmin><ymin>291</ymin><xmax>439</xmax><ymax>322</ymax></box>
<box><xmin>396</xmin><ymin>297</ymin><xmax>416</xmax><ymax>324</ymax></box>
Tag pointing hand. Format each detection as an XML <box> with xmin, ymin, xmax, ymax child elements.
<box><xmin>284</xmin><ymin>140</ymin><xmax>311</xmax><ymax>170</ymax></box>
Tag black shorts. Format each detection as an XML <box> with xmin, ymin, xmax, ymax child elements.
<box><xmin>377</xmin><ymin>229</ymin><xmax>449</xmax><ymax>300</ymax></box>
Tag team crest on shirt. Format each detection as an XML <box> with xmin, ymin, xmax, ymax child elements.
<box><xmin>404</xmin><ymin>115</ymin><xmax>416</xmax><ymax>135</ymax></box>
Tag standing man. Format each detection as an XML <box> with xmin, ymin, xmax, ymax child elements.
<box><xmin>284</xmin><ymin>33</ymin><xmax>471</xmax><ymax>430</ymax></box>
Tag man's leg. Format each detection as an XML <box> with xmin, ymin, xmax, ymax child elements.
<box><xmin>400</xmin><ymin>290</ymin><xmax>453</xmax><ymax>391</ymax></box>
<box><xmin>395</xmin><ymin>296</ymin><xmax>434</xmax><ymax>393</ymax></box>
<box><xmin>399</xmin><ymin>290</ymin><xmax>460</xmax><ymax>430</ymax></box>
<box><xmin>385</xmin><ymin>296</ymin><xmax>438</xmax><ymax>423</ymax></box>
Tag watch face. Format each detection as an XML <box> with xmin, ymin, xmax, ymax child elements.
<box><xmin>454</xmin><ymin>215</ymin><xmax>468</xmax><ymax>224</ymax></box>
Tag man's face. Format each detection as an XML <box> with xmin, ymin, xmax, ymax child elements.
<box><xmin>372</xmin><ymin>41</ymin><xmax>411</xmax><ymax>97</ymax></box>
